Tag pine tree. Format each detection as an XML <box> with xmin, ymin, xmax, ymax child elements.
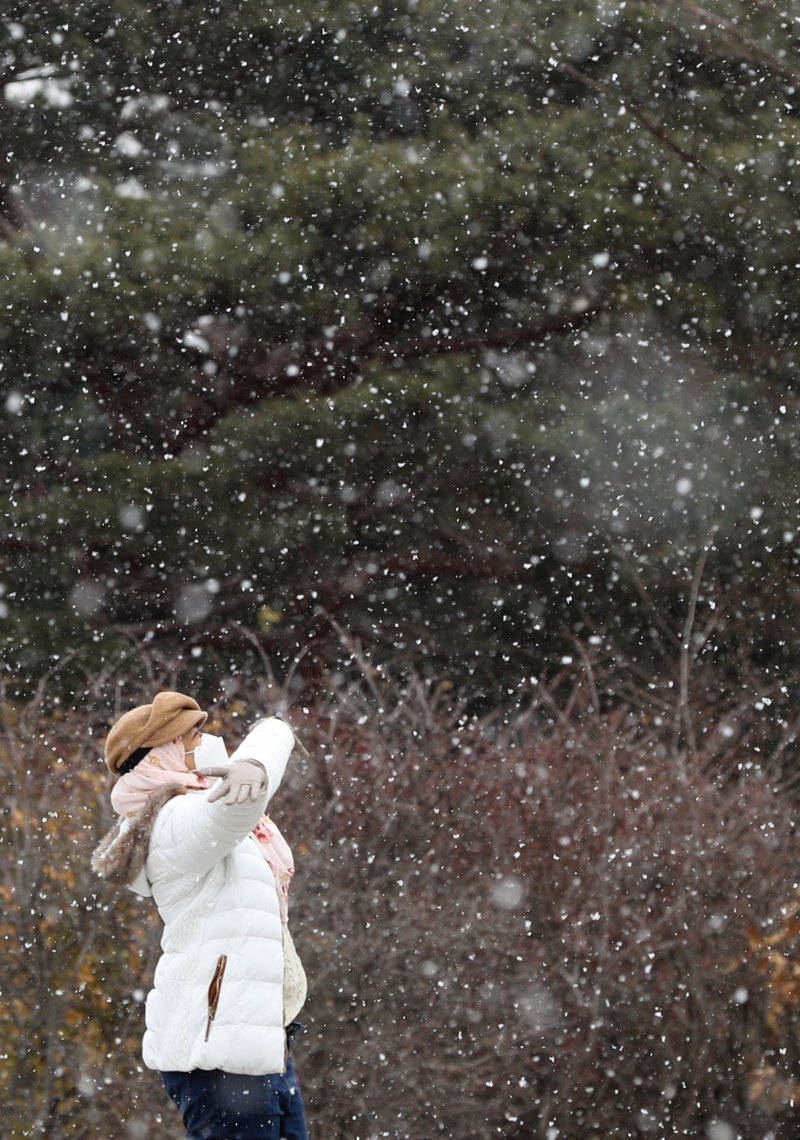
<box><xmin>1</xmin><ymin>2</ymin><xmax>798</xmax><ymax>697</ymax></box>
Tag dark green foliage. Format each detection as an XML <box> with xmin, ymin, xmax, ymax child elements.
<box><xmin>1</xmin><ymin>1</ymin><xmax>799</xmax><ymax>700</ymax></box>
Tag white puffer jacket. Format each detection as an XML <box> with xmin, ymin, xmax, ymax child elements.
<box><xmin>138</xmin><ymin>717</ymin><xmax>295</xmax><ymax>1076</ymax></box>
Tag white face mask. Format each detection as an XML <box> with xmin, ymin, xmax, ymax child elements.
<box><xmin>193</xmin><ymin>732</ymin><xmax>229</xmax><ymax>768</ymax></box>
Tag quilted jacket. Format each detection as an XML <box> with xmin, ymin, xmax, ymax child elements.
<box><xmin>94</xmin><ymin>717</ymin><xmax>296</xmax><ymax>1075</ymax></box>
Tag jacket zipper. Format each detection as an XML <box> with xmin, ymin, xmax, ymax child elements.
<box><xmin>205</xmin><ymin>954</ymin><xmax>228</xmax><ymax>1041</ymax></box>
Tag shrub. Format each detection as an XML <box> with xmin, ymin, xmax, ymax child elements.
<box><xmin>1</xmin><ymin>650</ymin><xmax>798</xmax><ymax>1137</ymax></box>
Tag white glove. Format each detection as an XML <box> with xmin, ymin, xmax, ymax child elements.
<box><xmin>197</xmin><ymin>759</ymin><xmax>267</xmax><ymax>805</ymax></box>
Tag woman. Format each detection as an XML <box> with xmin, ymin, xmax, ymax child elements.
<box><xmin>92</xmin><ymin>690</ymin><xmax>310</xmax><ymax>1139</ymax></box>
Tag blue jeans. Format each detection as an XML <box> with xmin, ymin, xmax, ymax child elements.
<box><xmin>161</xmin><ymin>1055</ymin><xmax>308</xmax><ymax>1139</ymax></box>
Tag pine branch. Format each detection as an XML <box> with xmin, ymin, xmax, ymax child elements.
<box><xmin>163</xmin><ymin>298</ymin><xmax>612</xmax><ymax>452</ymax></box>
<box><xmin>556</xmin><ymin>60</ymin><xmax>733</xmax><ymax>188</ymax></box>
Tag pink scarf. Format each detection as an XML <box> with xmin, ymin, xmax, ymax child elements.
<box><xmin>253</xmin><ymin>815</ymin><xmax>295</xmax><ymax>920</ymax></box>
<box><xmin>110</xmin><ymin>740</ymin><xmax>207</xmax><ymax>816</ymax></box>
<box><xmin>110</xmin><ymin>739</ymin><xmax>294</xmax><ymax>912</ymax></box>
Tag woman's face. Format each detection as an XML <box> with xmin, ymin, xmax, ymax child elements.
<box><xmin>182</xmin><ymin>725</ymin><xmax>203</xmax><ymax>770</ymax></box>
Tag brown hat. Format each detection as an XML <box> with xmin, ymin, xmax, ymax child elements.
<box><xmin>104</xmin><ymin>691</ymin><xmax>207</xmax><ymax>775</ymax></box>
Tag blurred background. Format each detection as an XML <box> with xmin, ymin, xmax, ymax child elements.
<box><xmin>2</xmin><ymin>2</ymin><xmax>800</xmax><ymax>1136</ymax></box>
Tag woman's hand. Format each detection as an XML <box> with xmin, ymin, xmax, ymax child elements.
<box><xmin>196</xmin><ymin>759</ymin><xmax>267</xmax><ymax>804</ymax></box>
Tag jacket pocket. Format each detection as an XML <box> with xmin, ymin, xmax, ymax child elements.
<box><xmin>204</xmin><ymin>954</ymin><xmax>228</xmax><ymax>1041</ymax></box>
